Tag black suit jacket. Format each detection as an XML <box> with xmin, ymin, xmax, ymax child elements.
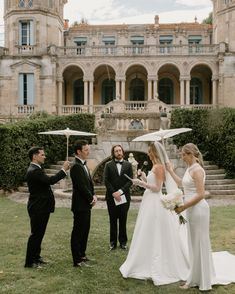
<box><xmin>70</xmin><ymin>158</ymin><xmax>94</xmax><ymax>213</ymax></box>
<box><xmin>26</xmin><ymin>163</ymin><xmax>66</xmax><ymax>214</ymax></box>
<box><xmin>104</xmin><ymin>159</ymin><xmax>133</xmax><ymax>202</ymax></box>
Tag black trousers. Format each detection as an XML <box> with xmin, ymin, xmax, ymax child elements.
<box><xmin>71</xmin><ymin>210</ymin><xmax>91</xmax><ymax>265</ymax></box>
<box><xmin>25</xmin><ymin>212</ymin><xmax>50</xmax><ymax>266</ymax></box>
<box><xmin>107</xmin><ymin>200</ymin><xmax>130</xmax><ymax>246</ymax></box>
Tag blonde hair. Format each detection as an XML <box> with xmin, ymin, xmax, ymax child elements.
<box><xmin>182</xmin><ymin>143</ymin><xmax>204</xmax><ymax>167</ymax></box>
<box><xmin>149</xmin><ymin>143</ymin><xmax>161</xmax><ymax>163</ymax></box>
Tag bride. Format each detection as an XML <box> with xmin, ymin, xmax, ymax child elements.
<box><xmin>119</xmin><ymin>141</ymin><xmax>189</xmax><ymax>285</ymax></box>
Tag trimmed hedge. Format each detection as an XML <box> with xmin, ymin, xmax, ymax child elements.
<box><xmin>170</xmin><ymin>108</ymin><xmax>235</xmax><ymax>178</ymax></box>
<box><xmin>0</xmin><ymin>114</ymin><xmax>95</xmax><ymax>191</ymax></box>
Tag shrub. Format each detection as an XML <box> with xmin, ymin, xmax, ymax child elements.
<box><xmin>0</xmin><ymin>114</ymin><xmax>95</xmax><ymax>190</ymax></box>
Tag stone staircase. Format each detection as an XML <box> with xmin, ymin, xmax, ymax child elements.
<box><xmin>204</xmin><ymin>162</ymin><xmax>235</xmax><ymax>199</ymax></box>
<box><xmin>14</xmin><ymin>160</ymin><xmax>235</xmax><ymax>202</ymax></box>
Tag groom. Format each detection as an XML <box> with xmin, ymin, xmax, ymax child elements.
<box><xmin>104</xmin><ymin>144</ymin><xmax>133</xmax><ymax>250</ymax></box>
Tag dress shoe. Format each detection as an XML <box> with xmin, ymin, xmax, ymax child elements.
<box><xmin>74</xmin><ymin>261</ymin><xmax>93</xmax><ymax>268</ymax></box>
<box><xmin>81</xmin><ymin>256</ymin><xmax>95</xmax><ymax>262</ymax></box>
<box><xmin>120</xmin><ymin>244</ymin><xmax>127</xmax><ymax>250</ymax></box>
<box><xmin>37</xmin><ymin>257</ymin><xmax>48</xmax><ymax>265</ymax></box>
<box><xmin>24</xmin><ymin>263</ymin><xmax>42</xmax><ymax>269</ymax></box>
<box><xmin>109</xmin><ymin>244</ymin><xmax>117</xmax><ymax>251</ymax></box>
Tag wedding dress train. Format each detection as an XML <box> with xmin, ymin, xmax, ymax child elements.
<box><xmin>119</xmin><ymin>171</ymin><xmax>189</xmax><ymax>285</ymax></box>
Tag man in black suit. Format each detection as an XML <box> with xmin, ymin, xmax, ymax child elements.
<box><xmin>70</xmin><ymin>140</ymin><xmax>97</xmax><ymax>267</ymax></box>
<box><xmin>25</xmin><ymin>146</ymin><xmax>70</xmax><ymax>268</ymax></box>
<box><xmin>104</xmin><ymin>145</ymin><xmax>133</xmax><ymax>250</ymax></box>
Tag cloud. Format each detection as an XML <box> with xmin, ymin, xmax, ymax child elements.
<box><xmin>175</xmin><ymin>0</ymin><xmax>212</xmax><ymax>7</ymax></box>
<box><xmin>64</xmin><ymin>0</ymin><xmax>212</xmax><ymax>25</ymax></box>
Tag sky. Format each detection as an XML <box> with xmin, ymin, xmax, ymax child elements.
<box><xmin>0</xmin><ymin>0</ymin><xmax>213</xmax><ymax>46</ymax></box>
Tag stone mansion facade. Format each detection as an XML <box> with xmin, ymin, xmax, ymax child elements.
<box><xmin>0</xmin><ymin>0</ymin><xmax>235</xmax><ymax>128</ymax></box>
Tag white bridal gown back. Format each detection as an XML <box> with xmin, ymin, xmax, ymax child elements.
<box><xmin>119</xmin><ymin>171</ymin><xmax>189</xmax><ymax>285</ymax></box>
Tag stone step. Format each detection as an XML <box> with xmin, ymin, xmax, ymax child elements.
<box><xmin>204</xmin><ymin>165</ymin><xmax>220</xmax><ymax>170</ymax></box>
<box><xmin>44</xmin><ymin>168</ymin><xmax>60</xmax><ymax>174</ymax></box>
<box><xmin>206</xmin><ymin>174</ymin><xmax>226</xmax><ymax>180</ymax></box>
<box><xmin>207</xmin><ymin>189</ymin><xmax>235</xmax><ymax>195</ymax></box>
<box><xmin>205</xmin><ymin>169</ymin><xmax>225</xmax><ymax>175</ymax></box>
<box><xmin>205</xmin><ymin>184</ymin><xmax>235</xmax><ymax>190</ymax></box>
<box><xmin>205</xmin><ymin>179</ymin><xmax>235</xmax><ymax>185</ymax></box>
<box><xmin>49</xmin><ymin>165</ymin><xmax>63</xmax><ymax>170</ymax></box>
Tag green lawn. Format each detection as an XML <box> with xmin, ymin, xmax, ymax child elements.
<box><xmin>0</xmin><ymin>196</ymin><xmax>234</xmax><ymax>294</ymax></box>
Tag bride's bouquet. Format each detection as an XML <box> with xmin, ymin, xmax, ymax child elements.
<box><xmin>160</xmin><ymin>188</ymin><xmax>187</xmax><ymax>225</ymax></box>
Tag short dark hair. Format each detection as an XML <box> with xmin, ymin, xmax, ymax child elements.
<box><xmin>111</xmin><ymin>144</ymin><xmax>124</xmax><ymax>158</ymax></box>
<box><xmin>28</xmin><ymin>146</ymin><xmax>44</xmax><ymax>161</ymax></box>
<box><xmin>74</xmin><ymin>139</ymin><xmax>88</xmax><ymax>155</ymax></box>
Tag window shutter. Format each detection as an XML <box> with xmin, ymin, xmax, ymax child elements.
<box><xmin>27</xmin><ymin>74</ymin><xmax>34</xmax><ymax>104</ymax></box>
<box><xmin>18</xmin><ymin>74</ymin><xmax>24</xmax><ymax>104</ymax></box>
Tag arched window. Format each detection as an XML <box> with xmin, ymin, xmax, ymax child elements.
<box><xmin>73</xmin><ymin>79</ymin><xmax>84</xmax><ymax>105</ymax></box>
<box><xmin>158</xmin><ymin>78</ymin><xmax>174</xmax><ymax>104</ymax></box>
<box><xmin>190</xmin><ymin>78</ymin><xmax>202</xmax><ymax>104</ymax></box>
<box><xmin>19</xmin><ymin>0</ymin><xmax>25</xmax><ymax>7</ymax></box>
<box><xmin>101</xmin><ymin>79</ymin><xmax>115</xmax><ymax>104</ymax></box>
<box><xmin>28</xmin><ymin>0</ymin><xmax>33</xmax><ymax>8</ymax></box>
<box><xmin>129</xmin><ymin>78</ymin><xmax>145</xmax><ymax>101</ymax></box>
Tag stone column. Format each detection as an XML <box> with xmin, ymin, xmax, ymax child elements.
<box><xmin>180</xmin><ymin>79</ymin><xmax>185</xmax><ymax>105</ymax></box>
<box><xmin>186</xmin><ymin>79</ymin><xmax>190</xmax><ymax>105</ymax></box>
<box><xmin>84</xmin><ymin>81</ymin><xmax>88</xmax><ymax>106</ymax></box>
<box><xmin>57</xmin><ymin>79</ymin><xmax>63</xmax><ymax>115</ymax></box>
<box><xmin>121</xmin><ymin>80</ymin><xmax>125</xmax><ymax>101</ymax></box>
<box><xmin>153</xmin><ymin>79</ymin><xmax>158</xmax><ymax>99</ymax></box>
<box><xmin>89</xmin><ymin>80</ymin><xmax>94</xmax><ymax>112</ymax></box>
<box><xmin>212</xmin><ymin>78</ymin><xmax>218</xmax><ymax>105</ymax></box>
<box><xmin>115</xmin><ymin>80</ymin><xmax>120</xmax><ymax>100</ymax></box>
<box><xmin>148</xmin><ymin>80</ymin><xmax>152</xmax><ymax>100</ymax></box>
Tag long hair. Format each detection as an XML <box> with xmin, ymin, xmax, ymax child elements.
<box><xmin>182</xmin><ymin>143</ymin><xmax>204</xmax><ymax>167</ymax></box>
<box><xmin>148</xmin><ymin>142</ymin><xmax>161</xmax><ymax>163</ymax></box>
<box><xmin>111</xmin><ymin>144</ymin><xmax>124</xmax><ymax>159</ymax></box>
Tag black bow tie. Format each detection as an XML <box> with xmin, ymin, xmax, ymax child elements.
<box><xmin>83</xmin><ymin>161</ymin><xmax>87</xmax><ymax>165</ymax></box>
<box><xmin>115</xmin><ymin>160</ymin><xmax>123</xmax><ymax>164</ymax></box>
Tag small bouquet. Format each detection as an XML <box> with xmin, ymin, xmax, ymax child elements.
<box><xmin>160</xmin><ymin>189</ymin><xmax>187</xmax><ymax>225</ymax></box>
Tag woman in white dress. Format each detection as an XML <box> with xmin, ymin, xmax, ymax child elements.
<box><xmin>119</xmin><ymin>142</ymin><xmax>189</xmax><ymax>285</ymax></box>
<box><xmin>167</xmin><ymin>143</ymin><xmax>235</xmax><ymax>291</ymax></box>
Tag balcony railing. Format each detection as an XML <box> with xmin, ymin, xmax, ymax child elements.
<box><xmin>17</xmin><ymin>104</ymin><xmax>35</xmax><ymax>114</ymax></box>
<box><xmin>55</xmin><ymin>44</ymin><xmax>219</xmax><ymax>57</ymax></box>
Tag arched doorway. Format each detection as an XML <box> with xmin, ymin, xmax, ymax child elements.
<box><xmin>129</xmin><ymin>78</ymin><xmax>145</xmax><ymax>101</ymax></box>
<box><xmin>102</xmin><ymin>79</ymin><xmax>115</xmax><ymax>104</ymax></box>
<box><xmin>158</xmin><ymin>78</ymin><xmax>174</xmax><ymax>104</ymax></box>
<box><xmin>190</xmin><ymin>77</ymin><xmax>202</xmax><ymax>104</ymax></box>
<box><xmin>73</xmin><ymin>79</ymin><xmax>84</xmax><ymax>105</ymax></box>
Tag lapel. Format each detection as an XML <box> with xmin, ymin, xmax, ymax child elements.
<box><xmin>112</xmin><ymin>159</ymin><xmax>125</xmax><ymax>176</ymax></box>
<box><xmin>75</xmin><ymin>158</ymin><xmax>92</xmax><ymax>181</ymax></box>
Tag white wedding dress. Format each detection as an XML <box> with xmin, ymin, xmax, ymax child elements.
<box><xmin>119</xmin><ymin>171</ymin><xmax>189</xmax><ymax>285</ymax></box>
<box><xmin>183</xmin><ymin>163</ymin><xmax>235</xmax><ymax>291</ymax></box>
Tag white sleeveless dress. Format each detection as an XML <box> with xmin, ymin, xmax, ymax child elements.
<box><xmin>119</xmin><ymin>171</ymin><xmax>189</xmax><ymax>285</ymax></box>
<box><xmin>183</xmin><ymin>163</ymin><xmax>235</xmax><ymax>291</ymax></box>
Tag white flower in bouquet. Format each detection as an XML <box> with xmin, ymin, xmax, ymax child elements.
<box><xmin>160</xmin><ymin>188</ymin><xmax>187</xmax><ymax>225</ymax></box>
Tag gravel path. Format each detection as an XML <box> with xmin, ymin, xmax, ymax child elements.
<box><xmin>7</xmin><ymin>192</ymin><xmax>235</xmax><ymax>209</ymax></box>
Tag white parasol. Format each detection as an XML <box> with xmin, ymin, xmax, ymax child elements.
<box><xmin>38</xmin><ymin>127</ymin><xmax>96</xmax><ymax>160</ymax></box>
<box><xmin>132</xmin><ymin>128</ymin><xmax>192</xmax><ymax>142</ymax></box>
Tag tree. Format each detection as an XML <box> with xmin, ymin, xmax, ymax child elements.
<box><xmin>202</xmin><ymin>12</ymin><xmax>212</xmax><ymax>24</ymax></box>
